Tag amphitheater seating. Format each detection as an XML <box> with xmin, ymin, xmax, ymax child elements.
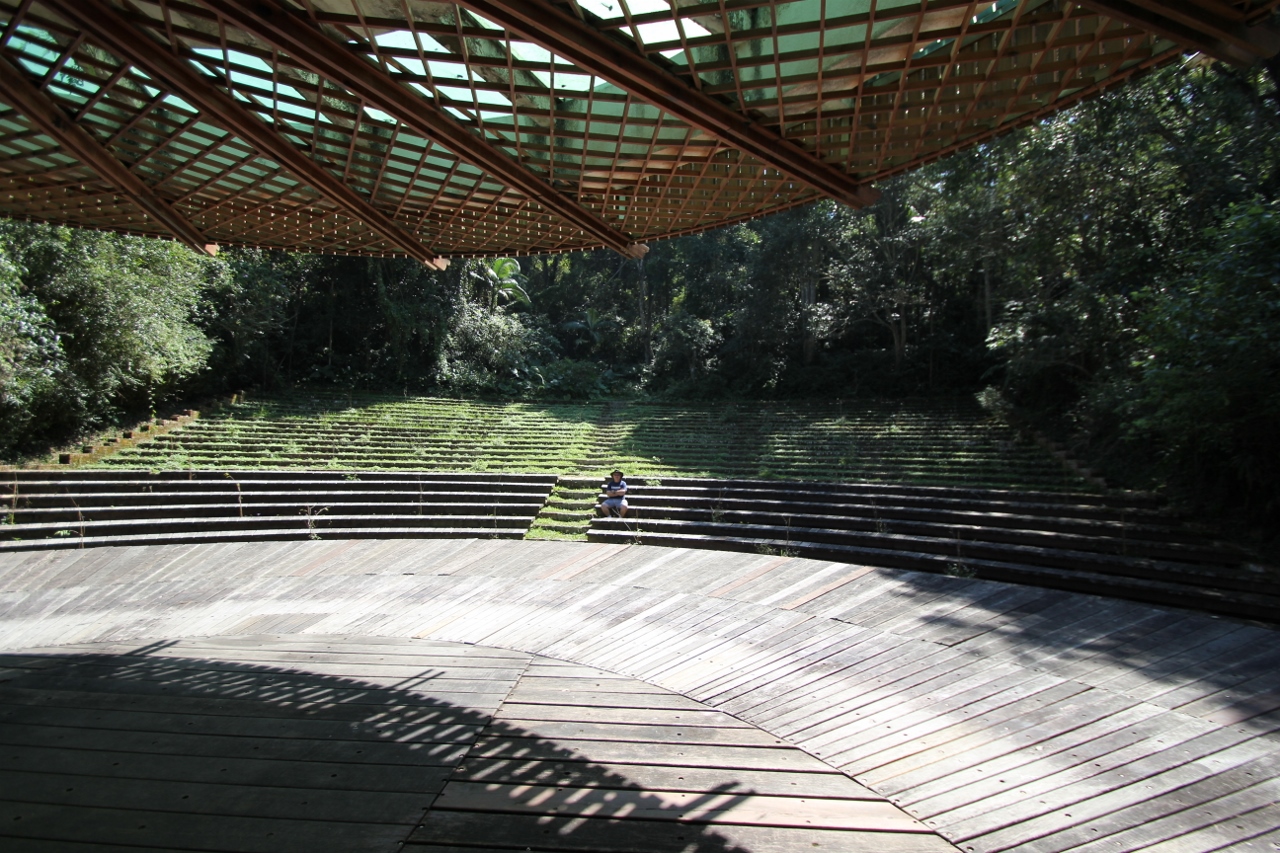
<box><xmin>587</xmin><ymin>478</ymin><xmax>1278</xmax><ymax>621</ymax></box>
<box><xmin>0</xmin><ymin>471</ymin><xmax>556</xmax><ymax>551</ymax></box>
<box><xmin>25</xmin><ymin>392</ymin><xmax>1274</xmax><ymax>622</ymax></box>
<box><xmin>92</xmin><ymin>392</ymin><xmax>1084</xmax><ymax>490</ymax></box>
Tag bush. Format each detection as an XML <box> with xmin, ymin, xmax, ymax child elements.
<box><xmin>437</xmin><ymin>300</ymin><xmax>557</xmax><ymax>396</ymax></box>
<box><xmin>0</xmin><ymin>222</ymin><xmax>215</xmax><ymax>455</ymax></box>
<box><xmin>0</xmin><ymin>254</ymin><xmax>64</xmax><ymax>455</ymax></box>
<box><xmin>538</xmin><ymin>359</ymin><xmax>606</xmax><ymax>399</ymax></box>
<box><xmin>1124</xmin><ymin>202</ymin><xmax>1280</xmax><ymax>525</ymax></box>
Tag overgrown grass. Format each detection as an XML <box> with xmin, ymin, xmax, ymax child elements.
<box><xmin>83</xmin><ymin>390</ymin><xmax>1084</xmax><ymax>491</ymax></box>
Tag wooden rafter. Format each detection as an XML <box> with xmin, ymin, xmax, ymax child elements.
<box><xmin>2</xmin><ymin>0</ymin><xmax>1270</xmax><ymax>257</ymax></box>
<box><xmin>192</xmin><ymin>0</ymin><xmax>644</xmax><ymax>257</ymax></box>
<box><xmin>454</xmin><ymin>0</ymin><xmax>882</xmax><ymax>210</ymax></box>
<box><xmin>39</xmin><ymin>0</ymin><xmax>446</xmax><ymax>267</ymax></box>
<box><xmin>1074</xmin><ymin>0</ymin><xmax>1280</xmax><ymax>65</ymax></box>
<box><xmin>0</xmin><ymin>51</ymin><xmax>212</xmax><ymax>253</ymax></box>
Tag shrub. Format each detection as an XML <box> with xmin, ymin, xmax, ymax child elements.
<box><xmin>1124</xmin><ymin>202</ymin><xmax>1280</xmax><ymax>525</ymax></box>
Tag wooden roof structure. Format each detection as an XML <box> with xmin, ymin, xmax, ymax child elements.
<box><xmin>1</xmin><ymin>1</ymin><xmax>1278</xmax><ymax>261</ymax></box>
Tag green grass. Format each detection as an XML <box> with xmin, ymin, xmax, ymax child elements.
<box><xmin>93</xmin><ymin>392</ymin><xmax>1082</xmax><ymax>480</ymax></box>
<box><xmin>85</xmin><ymin>391</ymin><xmax>1090</xmax><ymax>542</ymax></box>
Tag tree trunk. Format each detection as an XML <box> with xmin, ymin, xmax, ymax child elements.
<box><xmin>800</xmin><ymin>277</ymin><xmax>818</xmax><ymax>365</ymax></box>
<box><xmin>983</xmin><ymin>256</ymin><xmax>993</xmax><ymax>335</ymax></box>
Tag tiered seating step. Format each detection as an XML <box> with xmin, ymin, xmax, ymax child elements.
<box><xmin>0</xmin><ymin>471</ymin><xmax>556</xmax><ymax>551</ymax></box>
<box><xmin>587</xmin><ymin>478</ymin><xmax>1275</xmax><ymax>621</ymax></box>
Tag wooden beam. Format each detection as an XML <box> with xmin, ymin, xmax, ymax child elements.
<box><xmin>454</xmin><ymin>0</ymin><xmax>880</xmax><ymax>209</ymax></box>
<box><xmin>41</xmin><ymin>0</ymin><xmax>445</xmax><ymax>267</ymax></box>
<box><xmin>0</xmin><ymin>53</ymin><xmax>213</xmax><ymax>254</ymax></box>
<box><xmin>192</xmin><ymin>0</ymin><xmax>644</xmax><ymax>257</ymax></box>
<box><xmin>1075</xmin><ymin>0</ymin><xmax>1280</xmax><ymax>65</ymax></box>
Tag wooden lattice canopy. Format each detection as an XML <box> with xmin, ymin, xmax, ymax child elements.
<box><xmin>1</xmin><ymin>1</ymin><xmax>1277</xmax><ymax>262</ymax></box>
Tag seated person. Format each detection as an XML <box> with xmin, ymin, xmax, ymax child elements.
<box><xmin>596</xmin><ymin>469</ymin><xmax>629</xmax><ymax>517</ymax></box>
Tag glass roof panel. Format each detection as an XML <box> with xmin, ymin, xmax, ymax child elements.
<box><xmin>0</xmin><ymin>0</ymin><xmax>1257</xmax><ymax>256</ymax></box>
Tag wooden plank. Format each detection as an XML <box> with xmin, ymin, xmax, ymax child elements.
<box><xmin>566</xmin><ymin>597</ymin><xmax>743</xmax><ymax>677</ymax></box>
<box><xmin>1</xmin><ymin>741</ymin><xmax>454</xmax><ymax>793</ymax></box>
<box><xmin>477</xmin><ymin>719</ymin><xmax>785</xmax><ymax>748</ymax></box>
<box><xmin>1083</xmin><ymin>623</ymin><xmax>1263</xmax><ymax>698</ymax></box>
<box><xmin>585</xmin><ymin>596</ymin><xmax>750</xmax><ymax>670</ymax></box>
<box><xmin>828</xmin><ymin>679</ymin><xmax>1093</xmax><ymax>778</ymax></box>
<box><xmin>0</xmin><ymin>799</ymin><xmax>408</xmax><ymax>853</ymax></box>
<box><xmin>507</xmin><ymin>674</ymin><xmax>672</xmax><ymax>694</ymax></box>
<box><xmin>911</xmin><ymin>585</ymin><xmax>1066</xmax><ymax>647</ymax></box>
<box><xmin>868</xmin><ymin>578</ymin><xmax>1040</xmax><ymax>639</ymax></box>
<box><xmin>0</xmin><ymin>768</ymin><xmax>430</xmax><ymax>825</ymax></box>
<box><xmin>491</xmin><ymin>688</ymin><xmax>709</xmax><ymax>711</ymax></box>
<box><xmin>21</xmin><ymin>649</ymin><xmax>529</xmax><ymax>680</ymax></box>
<box><xmin>640</xmin><ymin>611</ymin><xmax>814</xmax><ymax>689</ymax></box>
<box><xmin>4</xmin><ymin>540</ymin><xmax>1279</xmax><ymax>853</ymax></box>
<box><xmin>0</xmin><ymin>697</ymin><xmax>485</xmax><ymax>743</ymax></box>
<box><xmin>948</xmin><ymin>727</ymin><xmax>1265</xmax><ymax>848</ymax></box>
<box><xmin>866</xmin><ymin>689</ymin><xmax>1145</xmax><ymax>801</ymax></box>
<box><xmin>1013</xmin><ymin>753</ymin><xmax>1280</xmax><ymax>852</ymax></box>
<box><xmin>783</xmin><ymin>564</ymin><xmax>882</xmax><ymax>610</ymax></box>
<box><xmin>767</xmin><ymin>657</ymin><xmax>1028</xmax><ymax>746</ymax></box>
<box><xmin>520</xmin><ymin>660</ymin><xmax>634</xmax><ymax>678</ymax></box>
<box><xmin>466</xmin><ymin>735</ymin><xmax>833</xmax><ymax>772</ymax></box>
<box><xmin>899</xmin><ymin>702</ymin><xmax>1164</xmax><ymax>813</ymax></box>
<box><xmin>683</xmin><ymin>619</ymin><xmax>854</xmax><ymax>702</ymax></box>
<box><xmin>927</xmin><ymin>712</ymin><xmax>1219</xmax><ymax>835</ymax></box>
<box><xmin>166</xmin><ymin>634</ymin><xmax>532</xmax><ymax>660</ymax></box>
<box><xmin>967</xmin><ymin>742</ymin><xmax>1280</xmax><ymax>853</ymax></box>
<box><xmin>976</xmin><ymin>600</ymin><xmax>1163</xmax><ymax>669</ymax></box>
<box><xmin>1015</xmin><ymin>609</ymin><xmax>1200</xmax><ymax>683</ymax></box>
<box><xmin>658</xmin><ymin>611</ymin><xmax>827</xmax><ymax>697</ymax></box>
<box><xmin>434</xmin><ymin>780</ymin><xmax>927</xmax><ymax>831</ymax></box>
<box><xmin>750</xmin><ymin>637</ymin><xmax>955</xmax><ymax>734</ymax></box>
<box><xmin>451</xmin><ymin>756</ymin><xmax>872</xmax><ymax>798</ymax></box>
<box><xmin>501</xmin><ymin>583</ymin><xmax>641</xmax><ymax>652</ymax></box>
<box><xmin>10</xmin><ymin>669</ymin><xmax>519</xmax><ymax>704</ymax></box>
<box><xmin>1136</xmin><ymin>803</ymin><xmax>1280</xmax><ymax>853</ymax></box>
<box><xmin>744</xmin><ymin>634</ymin><xmax>917</xmax><ymax>726</ymax></box>
<box><xmin>494</xmin><ymin>702</ymin><xmax>753</xmax><ymax>728</ymax></box>
<box><xmin>1145</xmin><ymin>647</ymin><xmax>1280</xmax><ymax>710</ymax></box>
<box><xmin>407</xmin><ymin>810</ymin><xmax>954</xmax><ymax>853</ymax></box>
<box><xmin>0</xmin><ymin>720</ymin><xmax>473</xmax><ymax>766</ymax></box>
<box><xmin>520</xmin><ymin>588</ymin><xmax>693</xmax><ymax>665</ymax></box>
<box><xmin>706</xmin><ymin>554</ymin><xmax>795</xmax><ymax>598</ymax></box>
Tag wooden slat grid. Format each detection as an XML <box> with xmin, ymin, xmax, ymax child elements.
<box><xmin>2</xmin><ymin>538</ymin><xmax>1279</xmax><ymax>851</ymax></box>
<box><xmin>1</xmin><ymin>0</ymin><xmax>1272</xmax><ymax>257</ymax></box>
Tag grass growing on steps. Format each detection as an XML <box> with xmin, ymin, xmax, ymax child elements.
<box><xmin>84</xmin><ymin>392</ymin><xmax>1092</xmax><ymax>542</ymax></box>
<box><xmin>97</xmin><ymin>393</ymin><xmax>1081</xmax><ymax>483</ymax></box>
<box><xmin>527</xmin><ymin>478</ymin><xmax>599</xmax><ymax>540</ymax></box>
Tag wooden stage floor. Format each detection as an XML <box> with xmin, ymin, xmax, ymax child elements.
<box><xmin>1</xmin><ymin>538</ymin><xmax>1278</xmax><ymax>852</ymax></box>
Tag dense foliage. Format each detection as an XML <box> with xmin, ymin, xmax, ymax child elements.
<box><xmin>1</xmin><ymin>59</ymin><xmax>1277</xmax><ymax>527</ymax></box>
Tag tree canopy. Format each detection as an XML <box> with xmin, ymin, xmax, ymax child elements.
<box><xmin>2</xmin><ymin>58</ymin><xmax>1278</xmax><ymax>528</ymax></box>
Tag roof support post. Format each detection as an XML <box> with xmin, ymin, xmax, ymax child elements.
<box><xmin>454</xmin><ymin>0</ymin><xmax>881</xmax><ymax>209</ymax></box>
<box><xmin>42</xmin><ymin>0</ymin><xmax>445</xmax><ymax>267</ymax></box>
<box><xmin>194</xmin><ymin>0</ymin><xmax>645</xmax><ymax>257</ymax></box>
<box><xmin>0</xmin><ymin>52</ymin><xmax>213</xmax><ymax>254</ymax></box>
<box><xmin>1074</xmin><ymin>0</ymin><xmax>1280</xmax><ymax>65</ymax></box>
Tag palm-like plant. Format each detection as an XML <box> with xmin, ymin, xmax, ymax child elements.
<box><xmin>560</xmin><ymin>307</ymin><xmax>619</xmax><ymax>355</ymax></box>
<box><xmin>470</xmin><ymin>257</ymin><xmax>530</xmax><ymax>310</ymax></box>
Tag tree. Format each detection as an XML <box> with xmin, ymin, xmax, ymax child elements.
<box><xmin>1122</xmin><ymin>202</ymin><xmax>1280</xmax><ymax>522</ymax></box>
<box><xmin>0</xmin><ymin>221</ymin><xmax>216</xmax><ymax>441</ymax></box>
<box><xmin>828</xmin><ymin>182</ymin><xmax>931</xmax><ymax>372</ymax></box>
<box><xmin>0</xmin><ymin>252</ymin><xmax>63</xmax><ymax>454</ymax></box>
<box><xmin>470</xmin><ymin>257</ymin><xmax>530</xmax><ymax>310</ymax></box>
